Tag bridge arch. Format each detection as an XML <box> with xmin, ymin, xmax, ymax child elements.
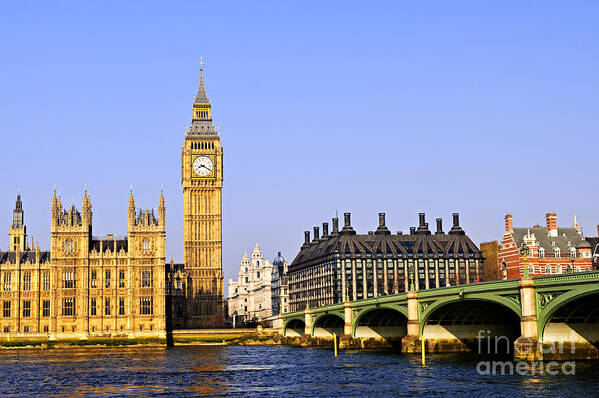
<box><xmin>420</xmin><ymin>297</ymin><xmax>521</xmax><ymax>355</ymax></box>
<box><xmin>312</xmin><ymin>313</ymin><xmax>345</xmax><ymax>337</ymax></box>
<box><xmin>352</xmin><ymin>306</ymin><xmax>408</xmax><ymax>340</ymax></box>
<box><xmin>538</xmin><ymin>286</ymin><xmax>599</xmax><ymax>347</ymax></box>
<box><xmin>284</xmin><ymin>318</ymin><xmax>305</xmax><ymax>337</ymax></box>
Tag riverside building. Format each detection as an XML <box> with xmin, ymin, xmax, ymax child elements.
<box><xmin>288</xmin><ymin>212</ymin><xmax>483</xmax><ymax>312</ymax></box>
<box><xmin>0</xmin><ymin>192</ymin><xmax>166</xmax><ymax>338</ymax></box>
<box><xmin>227</xmin><ymin>245</ymin><xmax>274</xmax><ymax>324</ymax></box>
<box><xmin>271</xmin><ymin>252</ymin><xmax>289</xmax><ymax>316</ymax></box>
<box><xmin>498</xmin><ymin>213</ymin><xmax>593</xmax><ymax>279</ymax></box>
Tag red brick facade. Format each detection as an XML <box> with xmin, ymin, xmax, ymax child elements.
<box><xmin>497</xmin><ymin>213</ymin><xmax>592</xmax><ymax>279</ymax></box>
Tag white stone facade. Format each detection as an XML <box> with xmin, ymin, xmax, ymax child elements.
<box><xmin>227</xmin><ymin>244</ymin><xmax>273</xmax><ymax>324</ymax></box>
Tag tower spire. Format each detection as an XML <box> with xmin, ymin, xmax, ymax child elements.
<box><xmin>194</xmin><ymin>57</ymin><xmax>210</xmax><ymax>105</ymax></box>
<box><xmin>200</xmin><ymin>56</ymin><xmax>204</xmax><ymax>80</ymax></box>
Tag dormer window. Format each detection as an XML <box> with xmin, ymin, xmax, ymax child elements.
<box><xmin>539</xmin><ymin>248</ymin><xmax>545</xmax><ymax>258</ymax></box>
<box><xmin>554</xmin><ymin>248</ymin><xmax>561</xmax><ymax>257</ymax></box>
<box><xmin>551</xmin><ymin>241</ymin><xmax>555</xmax><ymax>246</ymax></box>
<box><xmin>570</xmin><ymin>248</ymin><xmax>576</xmax><ymax>258</ymax></box>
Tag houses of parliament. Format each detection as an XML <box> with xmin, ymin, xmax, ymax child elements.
<box><xmin>0</xmin><ymin>65</ymin><xmax>224</xmax><ymax>338</ymax></box>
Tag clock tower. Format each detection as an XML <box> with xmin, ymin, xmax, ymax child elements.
<box><xmin>181</xmin><ymin>60</ymin><xmax>224</xmax><ymax>327</ymax></box>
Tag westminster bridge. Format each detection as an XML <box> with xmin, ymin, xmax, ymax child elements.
<box><xmin>278</xmin><ymin>271</ymin><xmax>599</xmax><ymax>360</ymax></box>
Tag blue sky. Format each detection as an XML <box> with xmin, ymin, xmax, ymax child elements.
<box><xmin>1</xmin><ymin>2</ymin><xmax>598</xmax><ymax>282</ymax></box>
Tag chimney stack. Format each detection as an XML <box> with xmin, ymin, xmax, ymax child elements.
<box><xmin>419</xmin><ymin>212</ymin><xmax>425</xmax><ymax>227</ymax></box>
<box><xmin>341</xmin><ymin>212</ymin><xmax>356</xmax><ymax>235</ymax></box>
<box><xmin>322</xmin><ymin>222</ymin><xmax>329</xmax><ymax>238</ymax></box>
<box><xmin>435</xmin><ymin>218</ymin><xmax>444</xmax><ymax>234</ymax></box>
<box><xmin>505</xmin><ymin>214</ymin><xmax>513</xmax><ymax>233</ymax></box>
<box><xmin>449</xmin><ymin>212</ymin><xmax>465</xmax><ymax>235</ymax></box>
<box><xmin>410</xmin><ymin>227</ymin><xmax>416</xmax><ymax>235</ymax></box>
<box><xmin>312</xmin><ymin>226</ymin><xmax>320</xmax><ymax>243</ymax></box>
<box><xmin>546</xmin><ymin>212</ymin><xmax>558</xmax><ymax>237</ymax></box>
<box><xmin>375</xmin><ymin>212</ymin><xmax>391</xmax><ymax>235</ymax></box>
<box><xmin>597</xmin><ymin>224</ymin><xmax>599</xmax><ymax>237</ymax></box>
<box><xmin>331</xmin><ymin>218</ymin><xmax>339</xmax><ymax>236</ymax></box>
<box><xmin>302</xmin><ymin>231</ymin><xmax>311</xmax><ymax>249</ymax></box>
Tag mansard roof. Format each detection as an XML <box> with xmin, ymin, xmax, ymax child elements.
<box><xmin>0</xmin><ymin>250</ymin><xmax>51</xmax><ymax>264</ymax></box>
<box><xmin>511</xmin><ymin>227</ymin><xmax>587</xmax><ymax>252</ymax></box>
<box><xmin>290</xmin><ymin>213</ymin><xmax>482</xmax><ymax>272</ymax></box>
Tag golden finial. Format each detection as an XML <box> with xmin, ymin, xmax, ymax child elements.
<box><xmin>200</xmin><ymin>57</ymin><xmax>204</xmax><ymax>79</ymax></box>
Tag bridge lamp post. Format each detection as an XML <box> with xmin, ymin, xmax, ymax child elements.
<box><xmin>567</xmin><ymin>259</ymin><xmax>574</xmax><ymax>273</ymax></box>
<box><xmin>409</xmin><ymin>262</ymin><xmax>415</xmax><ymax>291</ymax></box>
<box><xmin>520</xmin><ymin>243</ymin><xmax>530</xmax><ymax>278</ymax></box>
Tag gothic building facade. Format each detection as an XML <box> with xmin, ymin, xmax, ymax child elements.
<box><xmin>0</xmin><ymin>192</ymin><xmax>166</xmax><ymax>338</ymax></box>
<box><xmin>167</xmin><ymin>61</ymin><xmax>225</xmax><ymax>328</ymax></box>
<box><xmin>288</xmin><ymin>212</ymin><xmax>484</xmax><ymax>312</ymax></box>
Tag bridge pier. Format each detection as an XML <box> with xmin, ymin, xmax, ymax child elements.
<box><xmin>514</xmin><ymin>277</ymin><xmax>542</xmax><ymax>361</ymax></box>
<box><xmin>401</xmin><ymin>291</ymin><xmax>421</xmax><ymax>353</ymax></box>
<box><xmin>304</xmin><ymin>307</ymin><xmax>312</xmax><ymax>336</ymax></box>
<box><xmin>344</xmin><ymin>300</ymin><xmax>352</xmax><ymax>336</ymax></box>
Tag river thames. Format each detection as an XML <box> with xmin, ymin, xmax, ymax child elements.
<box><xmin>0</xmin><ymin>345</ymin><xmax>597</xmax><ymax>397</ymax></box>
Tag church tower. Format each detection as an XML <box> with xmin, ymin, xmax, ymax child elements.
<box><xmin>181</xmin><ymin>59</ymin><xmax>224</xmax><ymax>327</ymax></box>
<box><xmin>9</xmin><ymin>193</ymin><xmax>27</xmax><ymax>252</ymax></box>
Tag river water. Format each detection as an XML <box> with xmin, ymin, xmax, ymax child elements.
<box><xmin>0</xmin><ymin>345</ymin><xmax>597</xmax><ymax>397</ymax></box>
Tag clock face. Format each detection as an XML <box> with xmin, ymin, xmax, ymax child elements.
<box><xmin>192</xmin><ymin>156</ymin><xmax>214</xmax><ymax>177</ymax></box>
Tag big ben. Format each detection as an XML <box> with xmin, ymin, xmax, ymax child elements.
<box><xmin>181</xmin><ymin>60</ymin><xmax>225</xmax><ymax>328</ymax></box>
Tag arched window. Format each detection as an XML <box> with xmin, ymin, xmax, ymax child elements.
<box><xmin>570</xmin><ymin>248</ymin><xmax>577</xmax><ymax>258</ymax></box>
<box><xmin>545</xmin><ymin>265</ymin><xmax>551</xmax><ymax>274</ymax></box>
<box><xmin>538</xmin><ymin>248</ymin><xmax>545</xmax><ymax>258</ymax></box>
<box><xmin>554</xmin><ymin>248</ymin><xmax>561</xmax><ymax>257</ymax></box>
<box><xmin>65</xmin><ymin>239</ymin><xmax>74</xmax><ymax>255</ymax></box>
<box><xmin>143</xmin><ymin>239</ymin><xmax>151</xmax><ymax>253</ymax></box>
<box><xmin>557</xmin><ymin>265</ymin><xmax>562</xmax><ymax>273</ymax></box>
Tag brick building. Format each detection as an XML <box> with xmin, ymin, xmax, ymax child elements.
<box><xmin>498</xmin><ymin>212</ymin><xmax>592</xmax><ymax>279</ymax></box>
<box><xmin>480</xmin><ymin>241</ymin><xmax>500</xmax><ymax>280</ymax></box>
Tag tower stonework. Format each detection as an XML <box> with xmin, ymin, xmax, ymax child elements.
<box><xmin>181</xmin><ymin>62</ymin><xmax>225</xmax><ymax>327</ymax></box>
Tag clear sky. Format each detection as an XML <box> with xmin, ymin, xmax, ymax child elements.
<box><xmin>1</xmin><ymin>2</ymin><xmax>598</xmax><ymax>284</ymax></box>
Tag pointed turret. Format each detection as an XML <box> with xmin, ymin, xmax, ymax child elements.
<box><xmin>52</xmin><ymin>187</ymin><xmax>58</xmax><ymax>208</ymax></box>
<box><xmin>10</xmin><ymin>192</ymin><xmax>27</xmax><ymax>251</ymax></box>
<box><xmin>51</xmin><ymin>189</ymin><xmax>61</xmax><ymax>228</ymax></box>
<box><xmin>12</xmin><ymin>193</ymin><xmax>24</xmax><ymax>229</ymax></box>
<box><xmin>128</xmin><ymin>187</ymin><xmax>135</xmax><ymax>208</ymax></box>
<box><xmin>81</xmin><ymin>187</ymin><xmax>92</xmax><ymax>227</ymax></box>
<box><xmin>158</xmin><ymin>190</ymin><xmax>165</xmax><ymax>227</ymax></box>
<box><xmin>128</xmin><ymin>187</ymin><xmax>136</xmax><ymax>229</ymax></box>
